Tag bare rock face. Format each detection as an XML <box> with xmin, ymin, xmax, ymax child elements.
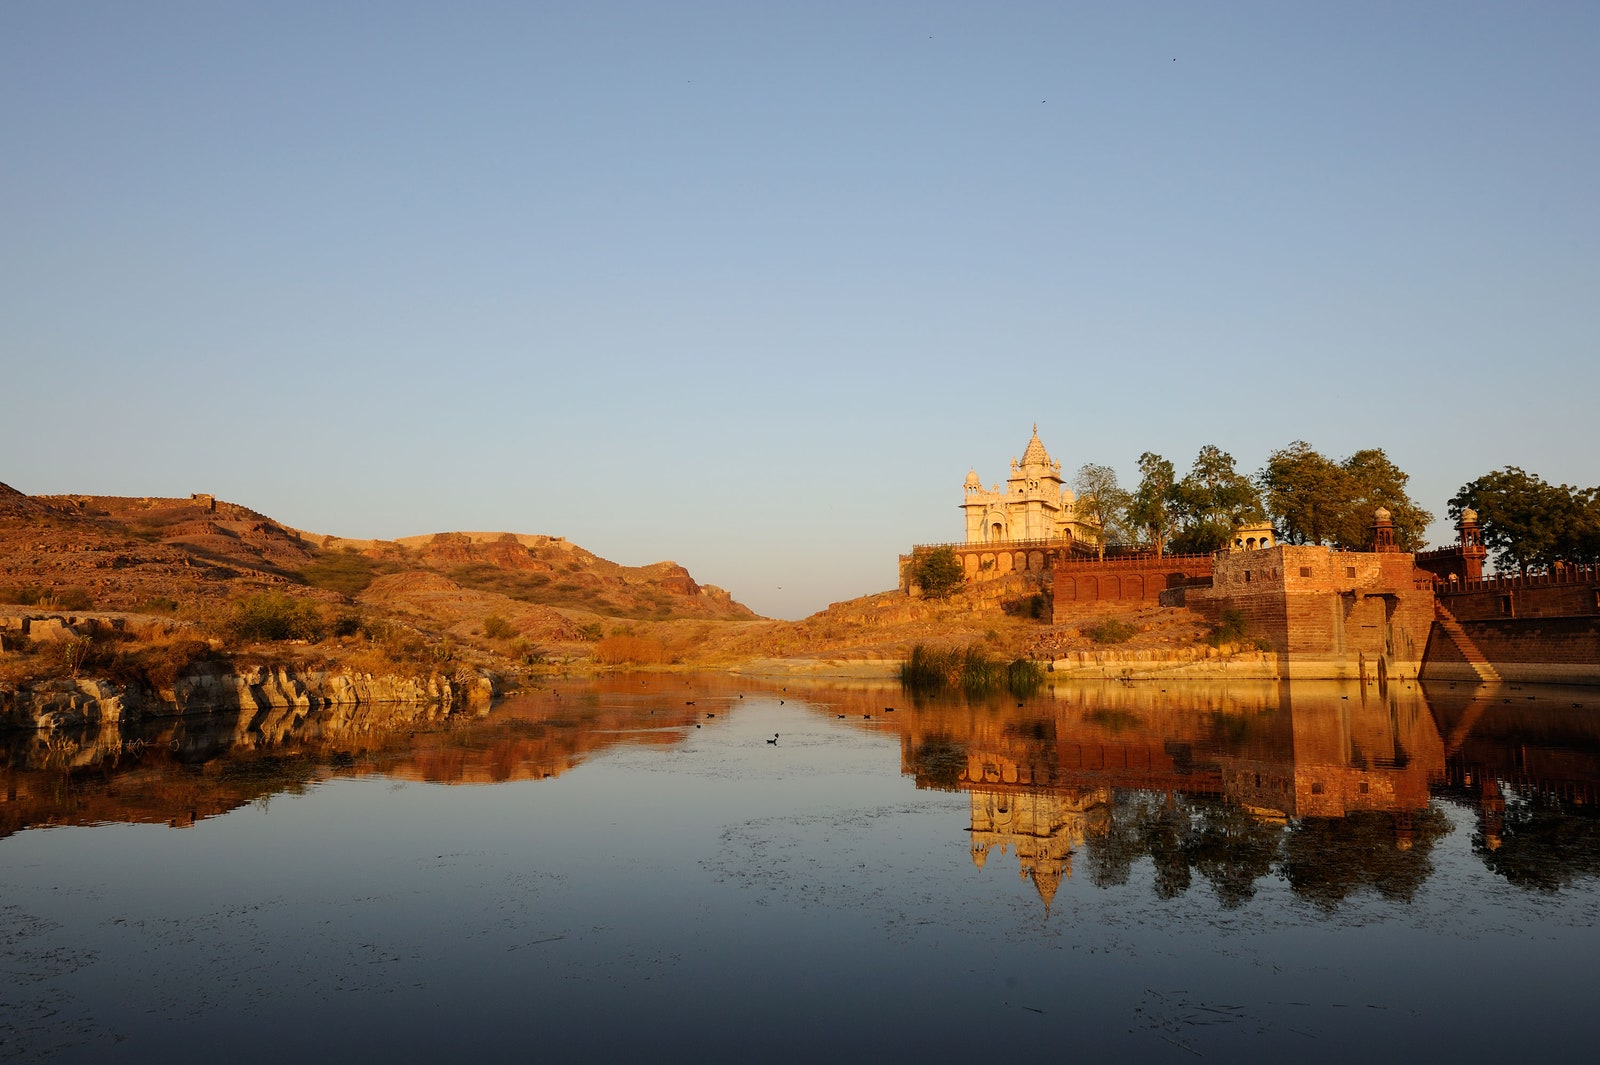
<box><xmin>0</xmin><ymin>678</ymin><xmax>131</xmax><ymax>730</ymax></box>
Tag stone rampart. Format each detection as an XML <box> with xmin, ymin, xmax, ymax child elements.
<box><xmin>1435</xmin><ymin>566</ymin><xmax>1600</xmax><ymax>621</ymax></box>
<box><xmin>1422</xmin><ymin>615</ymin><xmax>1600</xmax><ymax>685</ymax></box>
<box><xmin>900</xmin><ymin>538</ymin><xmax>1077</xmax><ymax>594</ymax></box>
<box><xmin>1052</xmin><ymin>553</ymin><xmax>1213</xmax><ymax>619</ymax></box>
<box><xmin>1182</xmin><ymin>545</ymin><xmax>1434</xmax><ymax>681</ymax></box>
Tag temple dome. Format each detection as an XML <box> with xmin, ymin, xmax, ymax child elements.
<box><xmin>1020</xmin><ymin>424</ymin><xmax>1051</xmax><ymax>467</ymax></box>
<box><xmin>965</xmin><ymin>468</ymin><xmax>982</xmax><ymax>489</ymax></box>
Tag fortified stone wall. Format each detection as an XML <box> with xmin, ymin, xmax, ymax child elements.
<box><xmin>1184</xmin><ymin>545</ymin><xmax>1434</xmax><ymax>680</ymax></box>
<box><xmin>900</xmin><ymin>539</ymin><xmax>1072</xmax><ymax>594</ymax></box>
<box><xmin>1424</xmin><ymin>616</ymin><xmax>1600</xmax><ymax>685</ymax></box>
<box><xmin>1051</xmin><ymin>554</ymin><xmax>1213</xmax><ymax>620</ymax></box>
<box><xmin>1436</xmin><ymin>567</ymin><xmax>1600</xmax><ymax>621</ymax></box>
<box><xmin>1424</xmin><ymin>570</ymin><xmax>1600</xmax><ymax>685</ymax></box>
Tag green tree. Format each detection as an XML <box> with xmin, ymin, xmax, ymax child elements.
<box><xmin>1073</xmin><ymin>464</ymin><xmax>1132</xmax><ymax>560</ymax></box>
<box><xmin>1451</xmin><ymin>468</ymin><xmax>1600</xmax><ymax>573</ymax></box>
<box><xmin>1261</xmin><ymin>442</ymin><xmax>1432</xmax><ymax>550</ymax></box>
<box><xmin>909</xmin><ymin>546</ymin><xmax>965</xmax><ymax>598</ymax></box>
<box><xmin>1259</xmin><ymin>441</ymin><xmax>1345</xmax><ymax>546</ymax></box>
<box><xmin>227</xmin><ymin>593</ymin><xmax>326</xmax><ymax>642</ymax></box>
<box><xmin>1126</xmin><ymin>452</ymin><xmax>1177</xmax><ymax>555</ymax></box>
<box><xmin>1169</xmin><ymin>445</ymin><xmax>1264</xmax><ymax>554</ymax></box>
<box><xmin>1335</xmin><ymin>449</ymin><xmax>1433</xmax><ymax>550</ymax></box>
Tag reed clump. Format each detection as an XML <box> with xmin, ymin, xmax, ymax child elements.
<box><xmin>901</xmin><ymin>643</ymin><xmax>1045</xmax><ymax>699</ymax></box>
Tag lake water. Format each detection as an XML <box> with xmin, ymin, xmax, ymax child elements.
<box><xmin>3</xmin><ymin>673</ymin><xmax>1598</xmax><ymax>1062</ymax></box>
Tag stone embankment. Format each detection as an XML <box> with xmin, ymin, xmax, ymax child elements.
<box><xmin>0</xmin><ymin>663</ymin><xmax>498</xmax><ymax>732</ymax></box>
<box><xmin>730</xmin><ymin>657</ymin><xmax>904</xmax><ymax>680</ymax></box>
<box><xmin>1049</xmin><ymin>647</ymin><xmax>1279</xmax><ymax>680</ymax></box>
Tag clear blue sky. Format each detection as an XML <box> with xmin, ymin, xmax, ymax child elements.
<box><xmin>3</xmin><ymin>2</ymin><xmax>1596</xmax><ymax>619</ymax></box>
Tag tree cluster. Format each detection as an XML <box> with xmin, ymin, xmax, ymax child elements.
<box><xmin>1259</xmin><ymin>441</ymin><xmax>1432</xmax><ymax>551</ymax></box>
<box><xmin>1081</xmin><ymin>445</ymin><xmax>1264</xmax><ymax>556</ymax></box>
<box><xmin>1073</xmin><ymin>441</ymin><xmax>1435</xmax><ymax>557</ymax></box>
<box><xmin>1451</xmin><ymin>467</ymin><xmax>1600</xmax><ymax>573</ymax></box>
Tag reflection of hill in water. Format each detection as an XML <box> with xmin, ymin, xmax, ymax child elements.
<box><xmin>0</xmin><ymin>676</ymin><xmax>723</xmax><ymax>839</ymax></box>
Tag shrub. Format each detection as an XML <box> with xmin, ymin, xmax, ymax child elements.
<box><xmin>0</xmin><ymin>585</ymin><xmax>91</xmax><ymax>609</ymax></box>
<box><xmin>908</xmin><ymin>547</ymin><xmax>964</xmax><ymax>599</ymax></box>
<box><xmin>94</xmin><ymin>637</ymin><xmax>222</xmax><ymax>690</ymax></box>
<box><xmin>52</xmin><ymin>587</ymin><xmax>93</xmax><ymax>610</ymax></box>
<box><xmin>1006</xmin><ymin>658</ymin><xmax>1046</xmax><ymax>698</ymax></box>
<box><xmin>1204</xmin><ymin>608</ymin><xmax>1249</xmax><ymax>648</ymax></box>
<box><xmin>578</xmin><ymin>622</ymin><xmax>603</xmax><ymax>641</ymax></box>
<box><xmin>359</xmin><ymin>620</ymin><xmax>429</xmax><ymax>662</ymax></box>
<box><xmin>482</xmin><ymin>615</ymin><xmax>515</xmax><ymax>640</ymax></box>
<box><xmin>1086</xmin><ymin>619</ymin><xmax>1139</xmax><ymax>644</ymax></box>
<box><xmin>298</xmin><ymin>550</ymin><xmax>379</xmax><ymax>598</ymax></box>
<box><xmin>959</xmin><ymin>646</ymin><xmax>1002</xmax><ymax>694</ymax></box>
<box><xmin>901</xmin><ymin>644</ymin><xmax>1043</xmax><ymax>699</ymax></box>
<box><xmin>900</xmin><ymin>644</ymin><xmax>962</xmax><ymax>691</ymax></box>
<box><xmin>226</xmin><ymin>593</ymin><xmax>325</xmax><ymax>642</ymax></box>
<box><xmin>1002</xmin><ymin>594</ymin><xmax>1048</xmax><ymax>620</ymax></box>
<box><xmin>331</xmin><ymin>612</ymin><xmax>362</xmax><ymax>638</ymax></box>
<box><xmin>138</xmin><ymin>596</ymin><xmax>181</xmax><ymax>614</ymax></box>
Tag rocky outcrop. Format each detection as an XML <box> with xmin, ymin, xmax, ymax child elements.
<box><xmin>0</xmin><ymin>664</ymin><xmax>498</xmax><ymax>732</ymax></box>
<box><xmin>1</xmin><ymin>611</ymin><xmax>187</xmax><ymax>644</ymax></box>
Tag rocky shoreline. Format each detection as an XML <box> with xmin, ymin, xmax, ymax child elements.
<box><xmin>0</xmin><ymin>662</ymin><xmax>498</xmax><ymax>732</ymax></box>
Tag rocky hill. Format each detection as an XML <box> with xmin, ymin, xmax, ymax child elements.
<box><xmin>0</xmin><ymin>483</ymin><xmax>767</xmax><ymax>701</ymax></box>
<box><xmin>0</xmin><ymin>485</ymin><xmax>755</xmax><ymax>623</ymax></box>
<box><xmin>2</xmin><ymin>482</ymin><xmax>1218</xmax><ymax>705</ymax></box>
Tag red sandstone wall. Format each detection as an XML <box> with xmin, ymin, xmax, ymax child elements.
<box><xmin>1453</xmin><ymin>617</ymin><xmax>1600</xmax><ymax>665</ymax></box>
<box><xmin>1185</xmin><ymin>546</ymin><xmax>1432</xmax><ymax>678</ymax></box>
<box><xmin>1439</xmin><ymin>580</ymin><xmax>1600</xmax><ymax>621</ymax></box>
<box><xmin>1052</xmin><ymin>555</ymin><xmax>1213</xmax><ymax>621</ymax></box>
<box><xmin>1422</xmin><ymin>616</ymin><xmax>1600</xmax><ymax>685</ymax></box>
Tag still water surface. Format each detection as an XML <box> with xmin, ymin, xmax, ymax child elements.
<box><xmin>3</xmin><ymin>674</ymin><xmax>1598</xmax><ymax>1061</ymax></box>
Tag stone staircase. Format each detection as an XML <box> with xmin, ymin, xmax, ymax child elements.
<box><xmin>1433</xmin><ymin>601</ymin><xmax>1501</xmax><ymax>684</ymax></box>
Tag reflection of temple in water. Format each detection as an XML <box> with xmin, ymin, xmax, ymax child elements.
<box><xmin>968</xmin><ymin>786</ymin><xmax>1110</xmax><ymax>913</ymax></box>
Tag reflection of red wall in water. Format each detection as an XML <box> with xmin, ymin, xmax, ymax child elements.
<box><xmin>1429</xmin><ymin>687</ymin><xmax>1600</xmax><ymax>807</ymax></box>
<box><xmin>1286</xmin><ymin>689</ymin><xmax>1444</xmax><ymax>818</ymax></box>
<box><xmin>890</xmin><ymin>685</ymin><xmax>1452</xmax><ymax>906</ymax></box>
<box><xmin>898</xmin><ymin>685</ymin><xmax>1445</xmax><ymax>821</ymax></box>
